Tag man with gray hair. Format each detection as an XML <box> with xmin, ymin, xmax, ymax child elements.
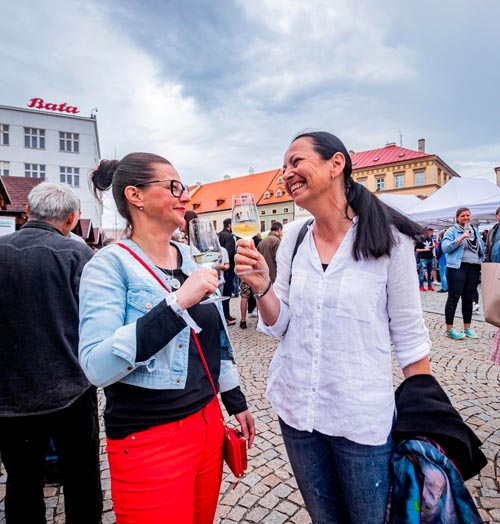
<box><xmin>0</xmin><ymin>182</ymin><xmax>102</xmax><ymax>523</ymax></box>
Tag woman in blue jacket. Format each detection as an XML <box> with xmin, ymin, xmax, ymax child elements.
<box><xmin>441</xmin><ymin>207</ymin><xmax>485</xmax><ymax>340</ymax></box>
<box><xmin>79</xmin><ymin>153</ymin><xmax>255</xmax><ymax>524</ymax></box>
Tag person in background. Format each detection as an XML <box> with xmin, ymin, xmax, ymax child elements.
<box><xmin>218</xmin><ymin>217</ymin><xmax>237</xmax><ymax>324</ymax></box>
<box><xmin>486</xmin><ymin>207</ymin><xmax>500</xmax><ymax>262</ymax></box>
<box><xmin>252</xmin><ymin>232</ymin><xmax>262</xmax><ymax>248</ymax></box>
<box><xmin>0</xmin><ymin>182</ymin><xmax>102</xmax><ymax>524</ymax></box>
<box><xmin>79</xmin><ymin>153</ymin><xmax>254</xmax><ymax>524</ymax></box>
<box><xmin>257</xmin><ymin>222</ymin><xmax>283</xmax><ymax>284</ymax></box>
<box><xmin>441</xmin><ymin>207</ymin><xmax>485</xmax><ymax>340</ymax></box>
<box><xmin>415</xmin><ymin>227</ymin><xmax>435</xmax><ymax>291</ymax></box>
<box><xmin>236</xmin><ymin>131</ymin><xmax>431</xmax><ymax>524</ymax></box>
<box><xmin>435</xmin><ymin>230</ymin><xmax>448</xmax><ymax>293</ymax></box>
<box><xmin>218</xmin><ymin>246</ymin><xmax>230</xmax><ymax>295</ymax></box>
<box><xmin>182</xmin><ymin>209</ymin><xmax>198</xmax><ymax>244</ymax></box>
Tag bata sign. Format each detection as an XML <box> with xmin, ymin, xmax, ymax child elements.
<box><xmin>27</xmin><ymin>98</ymin><xmax>80</xmax><ymax>114</ymax></box>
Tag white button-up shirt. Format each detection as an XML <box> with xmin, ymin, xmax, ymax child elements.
<box><xmin>258</xmin><ymin>220</ymin><xmax>431</xmax><ymax>445</ymax></box>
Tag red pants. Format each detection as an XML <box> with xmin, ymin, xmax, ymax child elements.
<box><xmin>106</xmin><ymin>398</ymin><xmax>224</xmax><ymax>524</ymax></box>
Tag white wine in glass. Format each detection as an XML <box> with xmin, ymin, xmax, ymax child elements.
<box><xmin>232</xmin><ymin>193</ymin><xmax>265</xmax><ymax>273</ymax></box>
<box><xmin>189</xmin><ymin>218</ymin><xmax>228</xmax><ymax>304</ymax></box>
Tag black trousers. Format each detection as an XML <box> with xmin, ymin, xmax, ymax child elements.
<box><xmin>0</xmin><ymin>387</ymin><xmax>102</xmax><ymax>524</ymax></box>
<box><xmin>445</xmin><ymin>263</ymin><xmax>481</xmax><ymax>325</ymax></box>
<box><xmin>222</xmin><ymin>268</ymin><xmax>235</xmax><ymax>319</ymax></box>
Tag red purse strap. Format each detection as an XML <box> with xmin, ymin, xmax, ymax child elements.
<box><xmin>116</xmin><ymin>243</ymin><xmax>220</xmax><ymax>400</ymax></box>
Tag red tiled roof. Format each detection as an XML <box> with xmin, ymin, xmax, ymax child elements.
<box><xmin>0</xmin><ymin>176</ymin><xmax>43</xmax><ymax>211</ymax></box>
<box><xmin>351</xmin><ymin>144</ymin><xmax>432</xmax><ymax>170</ymax></box>
<box><xmin>258</xmin><ymin>169</ymin><xmax>293</xmax><ymax>205</ymax></box>
<box><xmin>188</xmin><ymin>169</ymin><xmax>280</xmax><ymax>214</ymax></box>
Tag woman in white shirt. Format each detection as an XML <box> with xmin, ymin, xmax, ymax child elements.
<box><xmin>236</xmin><ymin>131</ymin><xmax>431</xmax><ymax>524</ymax></box>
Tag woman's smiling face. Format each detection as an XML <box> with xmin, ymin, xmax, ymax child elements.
<box><xmin>282</xmin><ymin>137</ymin><xmax>344</xmax><ymax>208</ymax></box>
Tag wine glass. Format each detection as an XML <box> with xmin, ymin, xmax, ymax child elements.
<box><xmin>232</xmin><ymin>193</ymin><xmax>265</xmax><ymax>274</ymax></box>
<box><xmin>189</xmin><ymin>218</ymin><xmax>228</xmax><ymax>304</ymax></box>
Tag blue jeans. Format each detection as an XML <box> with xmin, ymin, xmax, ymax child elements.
<box><xmin>418</xmin><ymin>258</ymin><xmax>434</xmax><ymax>287</ymax></box>
<box><xmin>279</xmin><ymin>418</ymin><xmax>393</xmax><ymax>524</ymax></box>
<box><xmin>438</xmin><ymin>259</ymin><xmax>448</xmax><ymax>291</ymax></box>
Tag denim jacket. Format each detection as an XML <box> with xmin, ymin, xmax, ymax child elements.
<box><xmin>441</xmin><ymin>225</ymin><xmax>485</xmax><ymax>269</ymax></box>
<box><xmin>79</xmin><ymin>239</ymin><xmax>240</xmax><ymax>392</ymax></box>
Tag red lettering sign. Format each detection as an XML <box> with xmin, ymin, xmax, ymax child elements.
<box><xmin>27</xmin><ymin>98</ymin><xmax>80</xmax><ymax>114</ymax></box>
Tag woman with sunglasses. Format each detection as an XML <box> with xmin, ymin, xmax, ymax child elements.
<box><xmin>78</xmin><ymin>153</ymin><xmax>255</xmax><ymax>524</ymax></box>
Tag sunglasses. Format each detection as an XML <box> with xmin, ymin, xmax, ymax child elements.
<box><xmin>135</xmin><ymin>179</ymin><xmax>189</xmax><ymax>198</ymax></box>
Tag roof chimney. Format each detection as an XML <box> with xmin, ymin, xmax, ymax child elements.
<box><xmin>248</xmin><ymin>166</ymin><xmax>254</xmax><ymax>174</ymax></box>
<box><xmin>223</xmin><ymin>175</ymin><xmax>231</xmax><ymax>180</ymax></box>
<box><xmin>348</xmin><ymin>150</ymin><xmax>355</xmax><ymax>156</ymax></box>
<box><xmin>418</xmin><ymin>138</ymin><xmax>425</xmax><ymax>153</ymax></box>
<box><xmin>495</xmin><ymin>167</ymin><xmax>500</xmax><ymax>187</ymax></box>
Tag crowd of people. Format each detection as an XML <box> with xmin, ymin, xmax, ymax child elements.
<box><xmin>0</xmin><ymin>132</ymin><xmax>494</xmax><ymax>523</ymax></box>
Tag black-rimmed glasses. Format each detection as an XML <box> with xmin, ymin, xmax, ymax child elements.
<box><xmin>135</xmin><ymin>179</ymin><xmax>189</xmax><ymax>198</ymax></box>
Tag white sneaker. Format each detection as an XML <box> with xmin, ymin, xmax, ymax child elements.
<box><xmin>472</xmin><ymin>303</ymin><xmax>480</xmax><ymax>313</ymax></box>
<box><xmin>248</xmin><ymin>311</ymin><xmax>258</xmax><ymax>318</ymax></box>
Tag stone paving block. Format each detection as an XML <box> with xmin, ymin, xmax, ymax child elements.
<box><xmin>1</xmin><ymin>294</ymin><xmax>500</xmax><ymax>524</ymax></box>
<box><xmin>263</xmin><ymin>510</ymin><xmax>288</xmax><ymax>524</ymax></box>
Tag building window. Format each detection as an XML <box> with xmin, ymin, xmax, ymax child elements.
<box><xmin>415</xmin><ymin>171</ymin><xmax>425</xmax><ymax>186</ymax></box>
<box><xmin>0</xmin><ymin>124</ymin><xmax>9</xmax><ymax>145</ymax></box>
<box><xmin>276</xmin><ymin>189</ymin><xmax>283</xmax><ymax>197</ymax></box>
<box><xmin>283</xmin><ymin>208</ymin><xmax>289</xmax><ymax>213</ymax></box>
<box><xmin>24</xmin><ymin>127</ymin><xmax>46</xmax><ymax>149</ymax></box>
<box><xmin>272</xmin><ymin>209</ymin><xmax>277</xmax><ymax>214</ymax></box>
<box><xmin>394</xmin><ymin>174</ymin><xmax>405</xmax><ymax>188</ymax></box>
<box><xmin>358</xmin><ymin>178</ymin><xmax>367</xmax><ymax>187</ymax></box>
<box><xmin>60</xmin><ymin>166</ymin><xmax>80</xmax><ymax>187</ymax></box>
<box><xmin>25</xmin><ymin>163</ymin><xmax>46</xmax><ymax>179</ymax></box>
<box><xmin>283</xmin><ymin>218</ymin><xmax>288</xmax><ymax>225</ymax></box>
<box><xmin>261</xmin><ymin>210</ymin><xmax>266</xmax><ymax>215</ymax></box>
<box><xmin>277</xmin><ymin>176</ymin><xmax>283</xmax><ymax>184</ymax></box>
<box><xmin>59</xmin><ymin>131</ymin><xmax>79</xmax><ymax>153</ymax></box>
<box><xmin>260</xmin><ymin>221</ymin><xmax>265</xmax><ymax>231</ymax></box>
<box><xmin>376</xmin><ymin>177</ymin><xmax>385</xmax><ymax>191</ymax></box>
<box><xmin>0</xmin><ymin>160</ymin><xmax>9</xmax><ymax>176</ymax></box>
<box><xmin>264</xmin><ymin>191</ymin><xmax>271</xmax><ymax>199</ymax></box>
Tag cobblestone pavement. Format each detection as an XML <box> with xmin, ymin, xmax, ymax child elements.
<box><xmin>2</xmin><ymin>286</ymin><xmax>500</xmax><ymax>523</ymax></box>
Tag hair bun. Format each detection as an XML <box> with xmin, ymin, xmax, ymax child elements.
<box><xmin>91</xmin><ymin>159</ymin><xmax>119</xmax><ymax>191</ymax></box>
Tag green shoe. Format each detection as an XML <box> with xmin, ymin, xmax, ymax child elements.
<box><xmin>447</xmin><ymin>328</ymin><xmax>465</xmax><ymax>340</ymax></box>
<box><xmin>464</xmin><ymin>328</ymin><xmax>479</xmax><ymax>339</ymax></box>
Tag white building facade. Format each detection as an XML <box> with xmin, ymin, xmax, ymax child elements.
<box><xmin>0</xmin><ymin>103</ymin><xmax>102</xmax><ymax>227</ymax></box>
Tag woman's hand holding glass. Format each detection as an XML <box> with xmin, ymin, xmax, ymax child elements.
<box><xmin>235</xmin><ymin>239</ymin><xmax>270</xmax><ymax>292</ymax></box>
<box><xmin>175</xmin><ymin>268</ymin><xmax>219</xmax><ymax>309</ymax></box>
<box><xmin>189</xmin><ymin>218</ymin><xmax>228</xmax><ymax>304</ymax></box>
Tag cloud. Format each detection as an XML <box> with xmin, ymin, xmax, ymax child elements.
<box><xmin>1</xmin><ymin>0</ymin><xmax>499</xmax><ymax>230</ymax></box>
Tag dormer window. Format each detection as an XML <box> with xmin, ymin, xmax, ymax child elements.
<box><xmin>264</xmin><ymin>191</ymin><xmax>271</xmax><ymax>199</ymax></box>
<box><xmin>216</xmin><ymin>198</ymin><xmax>226</xmax><ymax>206</ymax></box>
<box><xmin>276</xmin><ymin>189</ymin><xmax>283</xmax><ymax>197</ymax></box>
<box><xmin>278</xmin><ymin>176</ymin><xmax>283</xmax><ymax>184</ymax></box>
<box><xmin>192</xmin><ymin>203</ymin><xmax>201</xmax><ymax>210</ymax></box>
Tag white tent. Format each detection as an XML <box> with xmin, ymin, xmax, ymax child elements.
<box><xmin>379</xmin><ymin>194</ymin><xmax>421</xmax><ymax>214</ymax></box>
<box><xmin>406</xmin><ymin>178</ymin><xmax>500</xmax><ymax>228</ymax></box>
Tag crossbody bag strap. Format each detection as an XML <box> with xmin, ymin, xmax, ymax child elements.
<box><xmin>116</xmin><ymin>243</ymin><xmax>223</xmax><ymax>411</ymax></box>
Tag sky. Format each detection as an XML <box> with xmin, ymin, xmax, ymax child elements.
<box><xmin>1</xmin><ymin>0</ymin><xmax>499</xmax><ymax>227</ymax></box>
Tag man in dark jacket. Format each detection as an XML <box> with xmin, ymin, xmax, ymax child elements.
<box><xmin>0</xmin><ymin>182</ymin><xmax>102</xmax><ymax>523</ymax></box>
<box><xmin>218</xmin><ymin>217</ymin><xmax>236</xmax><ymax>324</ymax></box>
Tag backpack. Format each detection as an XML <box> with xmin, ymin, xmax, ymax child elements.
<box><xmin>435</xmin><ymin>242</ymin><xmax>443</xmax><ymax>260</ymax></box>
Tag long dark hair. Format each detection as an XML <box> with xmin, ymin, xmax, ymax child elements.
<box><xmin>293</xmin><ymin>131</ymin><xmax>423</xmax><ymax>260</ymax></box>
<box><xmin>89</xmin><ymin>152</ymin><xmax>172</xmax><ymax>233</ymax></box>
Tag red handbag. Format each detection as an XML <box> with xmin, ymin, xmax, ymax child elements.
<box><xmin>117</xmin><ymin>243</ymin><xmax>248</xmax><ymax>485</ymax></box>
